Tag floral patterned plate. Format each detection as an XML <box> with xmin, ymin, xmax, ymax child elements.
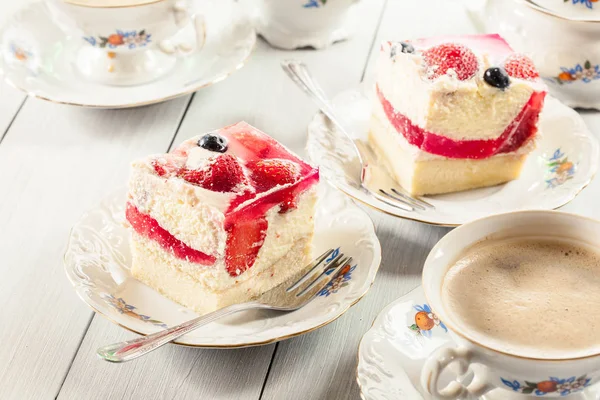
<box><xmin>64</xmin><ymin>182</ymin><xmax>381</xmax><ymax>347</ymax></box>
<box><xmin>307</xmin><ymin>90</ymin><xmax>599</xmax><ymax>226</ymax></box>
<box><xmin>356</xmin><ymin>286</ymin><xmax>600</xmax><ymax>399</ymax></box>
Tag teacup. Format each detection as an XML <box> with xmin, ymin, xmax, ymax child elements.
<box><xmin>472</xmin><ymin>0</ymin><xmax>600</xmax><ymax>109</ymax></box>
<box><xmin>420</xmin><ymin>211</ymin><xmax>600</xmax><ymax>398</ymax></box>
<box><xmin>46</xmin><ymin>0</ymin><xmax>205</xmax><ymax>85</ymax></box>
<box><xmin>250</xmin><ymin>0</ymin><xmax>359</xmax><ymax>50</ymax></box>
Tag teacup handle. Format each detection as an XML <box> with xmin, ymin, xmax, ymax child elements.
<box><xmin>420</xmin><ymin>346</ymin><xmax>494</xmax><ymax>399</ymax></box>
<box><xmin>159</xmin><ymin>0</ymin><xmax>206</xmax><ymax>55</ymax></box>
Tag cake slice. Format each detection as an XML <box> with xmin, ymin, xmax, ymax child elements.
<box><xmin>370</xmin><ymin>34</ymin><xmax>547</xmax><ymax>196</ymax></box>
<box><xmin>126</xmin><ymin>122</ymin><xmax>320</xmax><ymax>315</ymax></box>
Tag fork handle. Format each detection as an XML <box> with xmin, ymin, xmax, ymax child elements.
<box><xmin>97</xmin><ymin>302</ymin><xmax>260</xmax><ymax>362</ymax></box>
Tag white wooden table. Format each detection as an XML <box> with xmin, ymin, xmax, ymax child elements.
<box><xmin>2</xmin><ymin>1</ymin><xmax>599</xmax><ymax>399</ymax></box>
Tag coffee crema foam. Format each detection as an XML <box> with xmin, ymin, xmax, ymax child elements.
<box><xmin>441</xmin><ymin>237</ymin><xmax>600</xmax><ymax>359</ymax></box>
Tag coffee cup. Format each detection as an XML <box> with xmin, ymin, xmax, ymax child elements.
<box><xmin>46</xmin><ymin>0</ymin><xmax>206</xmax><ymax>86</ymax></box>
<box><xmin>248</xmin><ymin>0</ymin><xmax>358</xmax><ymax>50</ymax></box>
<box><xmin>420</xmin><ymin>211</ymin><xmax>600</xmax><ymax>398</ymax></box>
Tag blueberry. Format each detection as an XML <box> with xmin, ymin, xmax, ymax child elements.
<box><xmin>400</xmin><ymin>41</ymin><xmax>415</xmax><ymax>54</ymax></box>
<box><xmin>198</xmin><ymin>132</ymin><xmax>228</xmax><ymax>153</ymax></box>
<box><xmin>484</xmin><ymin>67</ymin><xmax>510</xmax><ymax>89</ymax></box>
<box><xmin>390</xmin><ymin>41</ymin><xmax>415</xmax><ymax>59</ymax></box>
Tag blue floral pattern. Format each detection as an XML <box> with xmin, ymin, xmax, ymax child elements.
<box><xmin>303</xmin><ymin>0</ymin><xmax>327</xmax><ymax>7</ymax></box>
<box><xmin>565</xmin><ymin>0</ymin><xmax>597</xmax><ymax>9</ymax></box>
<box><xmin>545</xmin><ymin>148</ymin><xmax>575</xmax><ymax>189</ymax></box>
<box><xmin>408</xmin><ymin>304</ymin><xmax>447</xmax><ymax>338</ymax></box>
<box><xmin>553</xmin><ymin>61</ymin><xmax>600</xmax><ymax>84</ymax></box>
<box><xmin>84</xmin><ymin>30</ymin><xmax>151</xmax><ymax>49</ymax></box>
<box><xmin>102</xmin><ymin>294</ymin><xmax>167</xmax><ymax>328</ymax></box>
<box><xmin>502</xmin><ymin>375</ymin><xmax>591</xmax><ymax>396</ymax></box>
<box><xmin>318</xmin><ymin>248</ymin><xmax>356</xmax><ymax>297</ymax></box>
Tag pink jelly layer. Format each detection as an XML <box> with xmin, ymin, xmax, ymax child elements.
<box><xmin>126</xmin><ymin>202</ymin><xmax>216</xmax><ymax>266</ymax></box>
<box><xmin>377</xmin><ymin>85</ymin><xmax>546</xmax><ymax>159</ymax></box>
<box><xmin>130</xmin><ymin>122</ymin><xmax>320</xmax><ymax>276</ymax></box>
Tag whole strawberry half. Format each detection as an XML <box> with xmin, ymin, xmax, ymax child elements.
<box><xmin>225</xmin><ymin>217</ymin><xmax>268</xmax><ymax>277</ymax></box>
<box><xmin>504</xmin><ymin>54</ymin><xmax>539</xmax><ymax>80</ymax></box>
<box><xmin>180</xmin><ymin>154</ymin><xmax>246</xmax><ymax>192</ymax></box>
<box><xmin>248</xmin><ymin>159</ymin><xmax>300</xmax><ymax>192</ymax></box>
<box><xmin>423</xmin><ymin>43</ymin><xmax>478</xmax><ymax>81</ymax></box>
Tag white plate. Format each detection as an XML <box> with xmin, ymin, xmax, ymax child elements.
<box><xmin>307</xmin><ymin>89</ymin><xmax>599</xmax><ymax>226</ymax></box>
<box><xmin>356</xmin><ymin>286</ymin><xmax>600</xmax><ymax>400</ymax></box>
<box><xmin>0</xmin><ymin>0</ymin><xmax>255</xmax><ymax>108</ymax></box>
<box><xmin>64</xmin><ymin>183</ymin><xmax>381</xmax><ymax>348</ymax></box>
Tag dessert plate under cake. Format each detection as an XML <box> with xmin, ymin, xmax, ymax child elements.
<box><xmin>307</xmin><ymin>89</ymin><xmax>598</xmax><ymax>226</ymax></box>
<box><xmin>64</xmin><ymin>182</ymin><xmax>380</xmax><ymax>347</ymax></box>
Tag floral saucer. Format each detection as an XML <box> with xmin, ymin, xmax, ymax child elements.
<box><xmin>0</xmin><ymin>0</ymin><xmax>255</xmax><ymax>108</ymax></box>
<box><xmin>307</xmin><ymin>89</ymin><xmax>599</xmax><ymax>226</ymax></box>
<box><xmin>64</xmin><ymin>183</ymin><xmax>381</xmax><ymax>347</ymax></box>
<box><xmin>356</xmin><ymin>286</ymin><xmax>600</xmax><ymax>399</ymax></box>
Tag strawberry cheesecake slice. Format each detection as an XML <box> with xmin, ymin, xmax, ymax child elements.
<box><xmin>370</xmin><ymin>34</ymin><xmax>547</xmax><ymax>196</ymax></box>
<box><xmin>126</xmin><ymin>122</ymin><xmax>319</xmax><ymax>315</ymax></box>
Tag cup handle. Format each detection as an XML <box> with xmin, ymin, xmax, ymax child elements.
<box><xmin>159</xmin><ymin>0</ymin><xmax>206</xmax><ymax>55</ymax></box>
<box><xmin>420</xmin><ymin>346</ymin><xmax>494</xmax><ymax>399</ymax></box>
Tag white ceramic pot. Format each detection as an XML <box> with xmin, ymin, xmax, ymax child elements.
<box><xmin>420</xmin><ymin>211</ymin><xmax>600</xmax><ymax>398</ymax></box>
<box><xmin>46</xmin><ymin>0</ymin><xmax>205</xmax><ymax>86</ymax></box>
<box><xmin>531</xmin><ymin>0</ymin><xmax>600</xmax><ymax>21</ymax></box>
<box><xmin>249</xmin><ymin>0</ymin><xmax>358</xmax><ymax>50</ymax></box>
<box><xmin>476</xmin><ymin>0</ymin><xmax>600</xmax><ymax>109</ymax></box>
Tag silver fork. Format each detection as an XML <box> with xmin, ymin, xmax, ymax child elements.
<box><xmin>281</xmin><ymin>59</ymin><xmax>434</xmax><ymax>212</ymax></box>
<box><xmin>97</xmin><ymin>248</ymin><xmax>351</xmax><ymax>362</ymax></box>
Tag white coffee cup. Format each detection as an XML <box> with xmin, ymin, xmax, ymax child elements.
<box><xmin>46</xmin><ymin>0</ymin><xmax>206</xmax><ymax>86</ymax></box>
<box><xmin>249</xmin><ymin>0</ymin><xmax>358</xmax><ymax>50</ymax></box>
<box><xmin>420</xmin><ymin>211</ymin><xmax>600</xmax><ymax>399</ymax></box>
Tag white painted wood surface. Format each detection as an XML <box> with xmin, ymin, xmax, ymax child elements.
<box><xmin>1</xmin><ymin>0</ymin><xmax>599</xmax><ymax>399</ymax></box>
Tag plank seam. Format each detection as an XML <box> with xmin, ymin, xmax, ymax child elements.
<box><xmin>0</xmin><ymin>96</ymin><xmax>27</xmax><ymax>147</ymax></box>
<box><xmin>360</xmin><ymin>0</ymin><xmax>389</xmax><ymax>83</ymax></box>
<box><xmin>258</xmin><ymin>343</ymin><xmax>279</xmax><ymax>400</ymax></box>
<box><xmin>53</xmin><ymin>312</ymin><xmax>94</xmax><ymax>400</ymax></box>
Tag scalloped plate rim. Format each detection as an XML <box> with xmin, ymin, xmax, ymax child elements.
<box><xmin>64</xmin><ymin>182</ymin><xmax>381</xmax><ymax>348</ymax></box>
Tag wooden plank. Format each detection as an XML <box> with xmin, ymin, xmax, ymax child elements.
<box><xmin>0</xmin><ymin>95</ymin><xmax>191</xmax><ymax>399</ymax></box>
<box><xmin>57</xmin><ymin>318</ymin><xmax>275</xmax><ymax>400</ymax></box>
<box><xmin>59</xmin><ymin>0</ymin><xmax>388</xmax><ymax>398</ymax></box>
<box><xmin>260</xmin><ymin>1</ymin><xmax>479</xmax><ymax>398</ymax></box>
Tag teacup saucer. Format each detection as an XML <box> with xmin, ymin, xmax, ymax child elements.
<box><xmin>64</xmin><ymin>183</ymin><xmax>381</xmax><ymax>347</ymax></box>
<box><xmin>357</xmin><ymin>286</ymin><xmax>600</xmax><ymax>399</ymax></box>
<box><xmin>307</xmin><ymin>89</ymin><xmax>599</xmax><ymax>226</ymax></box>
<box><xmin>0</xmin><ymin>0</ymin><xmax>255</xmax><ymax>108</ymax></box>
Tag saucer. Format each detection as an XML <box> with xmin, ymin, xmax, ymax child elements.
<box><xmin>0</xmin><ymin>0</ymin><xmax>255</xmax><ymax>108</ymax></box>
<box><xmin>356</xmin><ymin>286</ymin><xmax>600</xmax><ymax>400</ymax></box>
<box><xmin>306</xmin><ymin>89</ymin><xmax>599</xmax><ymax>226</ymax></box>
<box><xmin>64</xmin><ymin>182</ymin><xmax>381</xmax><ymax>348</ymax></box>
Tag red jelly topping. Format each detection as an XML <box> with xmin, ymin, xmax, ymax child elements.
<box><xmin>376</xmin><ymin>85</ymin><xmax>546</xmax><ymax>159</ymax></box>
<box><xmin>136</xmin><ymin>122</ymin><xmax>320</xmax><ymax>277</ymax></box>
<box><xmin>126</xmin><ymin>203</ymin><xmax>216</xmax><ymax>265</ymax></box>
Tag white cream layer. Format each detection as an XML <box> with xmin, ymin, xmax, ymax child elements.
<box><xmin>376</xmin><ymin>42</ymin><xmax>545</xmax><ymax>141</ymax></box>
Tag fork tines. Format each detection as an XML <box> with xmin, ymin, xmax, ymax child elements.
<box><xmin>286</xmin><ymin>248</ymin><xmax>352</xmax><ymax>298</ymax></box>
<box><xmin>378</xmin><ymin>187</ymin><xmax>435</xmax><ymax>211</ymax></box>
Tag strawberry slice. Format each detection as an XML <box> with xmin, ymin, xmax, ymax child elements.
<box><xmin>248</xmin><ymin>159</ymin><xmax>300</xmax><ymax>192</ymax></box>
<box><xmin>151</xmin><ymin>157</ymin><xmax>183</xmax><ymax>177</ymax></box>
<box><xmin>423</xmin><ymin>43</ymin><xmax>478</xmax><ymax>81</ymax></box>
<box><xmin>179</xmin><ymin>154</ymin><xmax>246</xmax><ymax>192</ymax></box>
<box><xmin>225</xmin><ymin>217</ymin><xmax>268</xmax><ymax>277</ymax></box>
<box><xmin>126</xmin><ymin>203</ymin><xmax>216</xmax><ymax>265</ymax></box>
<box><xmin>504</xmin><ymin>54</ymin><xmax>539</xmax><ymax>80</ymax></box>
